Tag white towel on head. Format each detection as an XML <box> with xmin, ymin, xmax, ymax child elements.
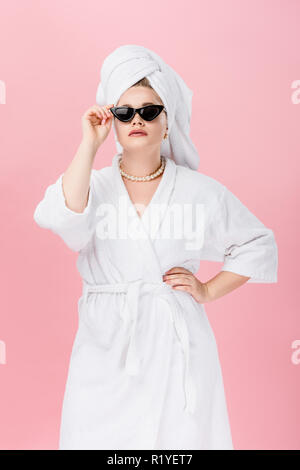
<box><xmin>96</xmin><ymin>44</ymin><xmax>199</xmax><ymax>170</ymax></box>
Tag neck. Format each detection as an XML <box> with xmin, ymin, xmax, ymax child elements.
<box><xmin>120</xmin><ymin>148</ymin><xmax>162</xmax><ymax>176</ymax></box>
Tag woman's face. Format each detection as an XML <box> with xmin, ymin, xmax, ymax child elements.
<box><xmin>113</xmin><ymin>86</ymin><xmax>168</xmax><ymax>152</ymax></box>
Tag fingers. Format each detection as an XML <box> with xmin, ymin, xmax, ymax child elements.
<box><xmin>99</xmin><ymin>104</ymin><xmax>114</xmax><ymax>119</ymax></box>
<box><xmin>163</xmin><ymin>270</ymin><xmax>193</xmax><ymax>282</ymax></box>
<box><xmin>172</xmin><ymin>285</ymin><xmax>191</xmax><ymax>293</ymax></box>
<box><xmin>163</xmin><ymin>267</ymin><xmax>196</xmax><ymax>289</ymax></box>
<box><xmin>84</xmin><ymin>104</ymin><xmax>114</xmax><ymax>124</ymax></box>
<box><xmin>163</xmin><ymin>274</ymin><xmax>193</xmax><ymax>287</ymax></box>
<box><xmin>99</xmin><ymin>104</ymin><xmax>114</xmax><ymax>124</ymax></box>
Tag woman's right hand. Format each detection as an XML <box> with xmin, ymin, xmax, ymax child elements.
<box><xmin>81</xmin><ymin>104</ymin><xmax>115</xmax><ymax>149</ymax></box>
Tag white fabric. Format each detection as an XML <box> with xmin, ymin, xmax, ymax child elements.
<box><xmin>96</xmin><ymin>44</ymin><xmax>200</xmax><ymax>170</ymax></box>
<box><xmin>82</xmin><ymin>279</ymin><xmax>197</xmax><ymax>414</ymax></box>
<box><xmin>33</xmin><ymin>155</ymin><xmax>278</xmax><ymax>450</ymax></box>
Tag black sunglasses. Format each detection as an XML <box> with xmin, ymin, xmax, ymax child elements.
<box><xmin>110</xmin><ymin>104</ymin><xmax>166</xmax><ymax>122</ymax></box>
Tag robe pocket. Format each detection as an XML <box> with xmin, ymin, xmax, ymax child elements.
<box><xmin>80</xmin><ymin>292</ymin><xmax>123</xmax><ymax>349</ymax></box>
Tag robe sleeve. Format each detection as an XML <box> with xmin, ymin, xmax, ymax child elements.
<box><xmin>200</xmin><ymin>185</ymin><xmax>278</xmax><ymax>283</ymax></box>
<box><xmin>33</xmin><ymin>170</ymin><xmax>98</xmax><ymax>252</ymax></box>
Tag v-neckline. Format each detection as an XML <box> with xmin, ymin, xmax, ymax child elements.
<box><xmin>113</xmin><ymin>154</ymin><xmax>171</xmax><ymax>222</ymax></box>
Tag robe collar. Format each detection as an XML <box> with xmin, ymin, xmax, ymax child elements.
<box><xmin>112</xmin><ymin>153</ymin><xmax>177</xmax><ymax>240</ymax></box>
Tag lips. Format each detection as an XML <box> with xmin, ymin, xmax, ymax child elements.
<box><xmin>129</xmin><ymin>130</ymin><xmax>147</xmax><ymax>136</ymax></box>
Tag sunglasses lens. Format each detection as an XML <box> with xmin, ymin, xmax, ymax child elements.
<box><xmin>140</xmin><ymin>106</ymin><xmax>160</xmax><ymax>121</ymax></box>
<box><xmin>114</xmin><ymin>107</ymin><xmax>134</xmax><ymax>121</ymax></box>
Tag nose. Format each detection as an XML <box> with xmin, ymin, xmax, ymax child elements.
<box><xmin>131</xmin><ymin>113</ymin><xmax>144</xmax><ymax>126</ymax></box>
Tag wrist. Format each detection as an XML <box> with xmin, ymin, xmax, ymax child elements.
<box><xmin>202</xmin><ymin>282</ymin><xmax>214</xmax><ymax>303</ymax></box>
<box><xmin>81</xmin><ymin>138</ymin><xmax>100</xmax><ymax>154</ymax></box>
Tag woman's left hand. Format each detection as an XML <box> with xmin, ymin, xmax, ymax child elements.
<box><xmin>162</xmin><ymin>267</ymin><xmax>210</xmax><ymax>304</ymax></box>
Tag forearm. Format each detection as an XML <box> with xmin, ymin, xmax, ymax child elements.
<box><xmin>204</xmin><ymin>270</ymin><xmax>251</xmax><ymax>302</ymax></box>
<box><xmin>62</xmin><ymin>139</ymin><xmax>98</xmax><ymax>213</ymax></box>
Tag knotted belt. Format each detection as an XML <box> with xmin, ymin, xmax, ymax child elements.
<box><xmin>82</xmin><ymin>279</ymin><xmax>197</xmax><ymax>414</ymax></box>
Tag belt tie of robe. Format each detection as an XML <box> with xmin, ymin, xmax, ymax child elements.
<box><xmin>82</xmin><ymin>279</ymin><xmax>197</xmax><ymax>414</ymax></box>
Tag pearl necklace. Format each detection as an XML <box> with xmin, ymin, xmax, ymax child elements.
<box><xmin>118</xmin><ymin>156</ymin><xmax>166</xmax><ymax>182</ymax></box>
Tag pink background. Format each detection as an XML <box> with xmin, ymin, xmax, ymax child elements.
<box><xmin>0</xmin><ymin>0</ymin><xmax>299</xmax><ymax>450</ymax></box>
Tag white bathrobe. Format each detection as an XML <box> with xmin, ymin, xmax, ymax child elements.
<box><xmin>33</xmin><ymin>154</ymin><xmax>278</xmax><ymax>450</ymax></box>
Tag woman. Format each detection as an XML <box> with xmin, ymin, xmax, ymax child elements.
<box><xmin>33</xmin><ymin>45</ymin><xmax>278</xmax><ymax>450</ymax></box>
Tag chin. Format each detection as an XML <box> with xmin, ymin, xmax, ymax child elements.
<box><xmin>126</xmin><ymin>140</ymin><xmax>148</xmax><ymax>146</ymax></box>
